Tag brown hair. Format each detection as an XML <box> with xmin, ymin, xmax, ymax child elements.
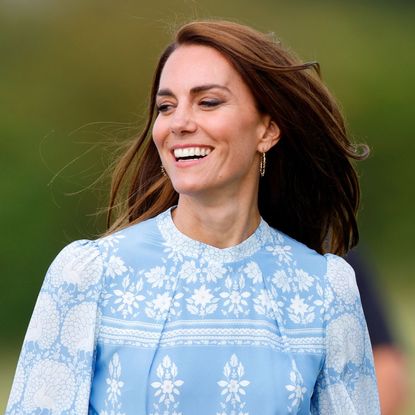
<box><xmin>105</xmin><ymin>20</ymin><xmax>368</xmax><ymax>255</ymax></box>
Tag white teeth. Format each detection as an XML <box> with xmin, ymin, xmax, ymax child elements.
<box><xmin>173</xmin><ymin>148</ymin><xmax>182</xmax><ymax>158</ymax></box>
<box><xmin>173</xmin><ymin>147</ymin><xmax>212</xmax><ymax>159</ymax></box>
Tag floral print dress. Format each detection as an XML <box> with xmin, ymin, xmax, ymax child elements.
<box><xmin>6</xmin><ymin>208</ymin><xmax>380</xmax><ymax>414</ymax></box>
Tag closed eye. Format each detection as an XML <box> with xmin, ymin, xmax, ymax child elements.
<box><xmin>157</xmin><ymin>103</ymin><xmax>174</xmax><ymax>113</ymax></box>
<box><xmin>200</xmin><ymin>99</ymin><xmax>222</xmax><ymax>108</ymax></box>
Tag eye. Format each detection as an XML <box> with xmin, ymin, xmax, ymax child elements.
<box><xmin>200</xmin><ymin>99</ymin><xmax>222</xmax><ymax>108</ymax></box>
<box><xmin>156</xmin><ymin>103</ymin><xmax>174</xmax><ymax>113</ymax></box>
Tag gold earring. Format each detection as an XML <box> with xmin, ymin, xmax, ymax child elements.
<box><xmin>160</xmin><ymin>165</ymin><xmax>167</xmax><ymax>177</ymax></box>
<box><xmin>260</xmin><ymin>152</ymin><xmax>266</xmax><ymax>177</ymax></box>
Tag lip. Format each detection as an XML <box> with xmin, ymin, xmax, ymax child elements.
<box><xmin>174</xmin><ymin>157</ymin><xmax>209</xmax><ymax>168</ymax></box>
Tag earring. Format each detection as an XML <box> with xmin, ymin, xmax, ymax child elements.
<box><xmin>160</xmin><ymin>165</ymin><xmax>167</xmax><ymax>177</ymax></box>
<box><xmin>260</xmin><ymin>152</ymin><xmax>266</xmax><ymax>177</ymax></box>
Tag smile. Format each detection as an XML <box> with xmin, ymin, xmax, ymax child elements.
<box><xmin>173</xmin><ymin>146</ymin><xmax>212</xmax><ymax>161</ymax></box>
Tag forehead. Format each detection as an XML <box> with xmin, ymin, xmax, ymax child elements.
<box><xmin>159</xmin><ymin>44</ymin><xmax>241</xmax><ymax>89</ymax></box>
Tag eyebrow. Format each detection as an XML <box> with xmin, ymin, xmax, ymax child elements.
<box><xmin>156</xmin><ymin>83</ymin><xmax>231</xmax><ymax>97</ymax></box>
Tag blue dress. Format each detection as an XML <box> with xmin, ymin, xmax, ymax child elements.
<box><xmin>6</xmin><ymin>208</ymin><xmax>380</xmax><ymax>414</ymax></box>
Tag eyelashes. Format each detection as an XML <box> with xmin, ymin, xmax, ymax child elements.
<box><xmin>156</xmin><ymin>103</ymin><xmax>172</xmax><ymax>113</ymax></box>
<box><xmin>200</xmin><ymin>99</ymin><xmax>222</xmax><ymax>108</ymax></box>
<box><xmin>156</xmin><ymin>99</ymin><xmax>223</xmax><ymax>113</ymax></box>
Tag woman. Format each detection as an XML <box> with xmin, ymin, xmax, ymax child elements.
<box><xmin>6</xmin><ymin>20</ymin><xmax>380</xmax><ymax>414</ymax></box>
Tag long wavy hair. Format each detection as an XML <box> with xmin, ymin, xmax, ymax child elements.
<box><xmin>105</xmin><ymin>20</ymin><xmax>368</xmax><ymax>255</ymax></box>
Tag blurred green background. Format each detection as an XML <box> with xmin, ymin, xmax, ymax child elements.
<box><xmin>1</xmin><ymin>0</ymin><xmax>414</xmax><ymax>413</ymax></box>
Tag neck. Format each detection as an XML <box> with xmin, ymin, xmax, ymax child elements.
<box><xmin>172</xmin><ymin>194</ymin><xmax>261</xmax><ymax>249</ymax></box>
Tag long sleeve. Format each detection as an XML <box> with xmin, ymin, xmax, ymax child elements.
<box><xmin>311</xmin><ymin>254</ymin><xmax>381</xmax><ymax>414</ymax></box>
<box><xmin>5</xmin><ymin>239</ymin><xmax>105</xmax><ymax>415</ymax></box>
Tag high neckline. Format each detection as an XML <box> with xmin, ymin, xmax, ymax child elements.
<box><xmin>156</xmin><ymin>207</ymin><xmax>273</xmax><ymax>264</ymax></box>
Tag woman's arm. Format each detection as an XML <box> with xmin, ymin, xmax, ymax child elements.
<box><xmin>5</xmin><ymin>239</ymin><xmax>105</xmax><ymax>415</ymax></box>
<box><xmin>311</xmin><ymin>254</ymin><xmax>381</xmax><ymax>414</ymax></box>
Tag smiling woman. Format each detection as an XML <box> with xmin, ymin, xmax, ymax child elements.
<box><xmin>6</xmin><ymin>20</ymin><xmax>380</xmax><ymax>415</ymax></box>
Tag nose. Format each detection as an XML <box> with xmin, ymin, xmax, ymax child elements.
<box><xmin>170</xmin><ymin>103</ymin><xmax>197</xmax><ymax>136</ymax></box>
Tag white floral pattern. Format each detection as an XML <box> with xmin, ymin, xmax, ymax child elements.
<box><xmin>75</xmin><ymin>379</ymin><xmax>90</xmax><ymax>415</ymax></box>
<box><xmin>217</xmin><ymin>354</ymin><xmax>250</xmax><ymax>415</ymax></box>
<box><xmin>272</xmin><ymin>269</ymin><xmax>291</xmax><ymax>292</ymax></box>
<box><xmin>327</xmin><ymin>256</ymin><xmax>360</xmax><ymax>304</ymax></box>
<box><xmin>106</xmin><ymin>255</ymin><xmax>128</xmax><ymax>278</ymax></box>
<box><xmin>351</xmin><ymin>375</ymin><xmax>379</xmax><ymax>414</ymax></box>
<box><xmin>145</xmin><ymin>266</ymin><xmax>169</xmax><ymax>289</ymax></box>
<box><xmin>61</xmin><ymin>302</ymin><xmax>98</xmax><ymax>355</ymax></box>
<box><xmin>150</xmin><ymin>355</ymin><xmax>184</xmax><ymax>415</ymax></box>
<box><xmin>6</xmin><ymin>210</ymin><xmax>380</xmax><ymax>415</ymax></box>
<box><xmin>285</xmin><ymin>359</ymin><xmax>307</xmax><ymax>412</ymax></box>
<box><xmin>326</xmin><ymin>314</ymin><xmax>364</xmax><ymax>373</ymax></box>
<box><xmin>25</xmin><ymin>292</ymin><xmax>59</xmax><ymax>348</ymax></box>
<box><xmin>113</xmin><ymin>275</ymin><xmax>146</xmax><ymax>318</ymax></box>
<box><xmin>313</xmin><ymin>383</ymin><xmax>356</xmax><ymax>415</ymax></box>
<box><xmin>6</xmin><ymin>239</ymin><xmax>103</xmax><ymax>415</ymax></box>
<box><xmin>100</xmin><ymin>353</ymin><xmax>125</xmax><ymax>415</ymax></box>
<box><xmin>186</xmin><ymin>284</ymin><xmax>219</xmax><ymax>316</ymax></box>
<box><xmin>219</xmin><ymin>276</ymin><xmax>251</xmax><ymax>317</ymax></box>
<box><xmin>23</xmin><ymin>359</ymin><xmax>76</xmax><ymax>414</ymax></box>
<box><xmin>293</xmin><ymin>269</ymin><xmax>314</xmax><ymax>292</ymax></box>
<box><xmin>204</xmin><ymin>260</ymin><xmax>227</xmax><ymax>283</ymax></box>
<box><xmin>243</xmin><ymin>261</ymin><xmax>262</xmax><ymax>284</ymax></box>
<box><xmin>288</xmin><ymin>294</ymin><xmax>315</xmax><ymax>324</ymax></box>
<box><xmin>265</xmin><ymin>232</ymin><xmax>293</xmax><ymax>264</ymax></box>
<box><xmin>252</xmin><ymin>286</ymin><xmax>284</xmax><ymax>321</ymax></box>
<box><xmin>178</xmin><ymin>260</ymin><xmax>199</xmax><ymax>284</ymax></box>
<box><xmin>48</xmin><ymin>243</ymin><xmax>103</xmax><ymax>291</ymax></box>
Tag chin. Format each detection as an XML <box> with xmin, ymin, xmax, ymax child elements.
<box><xmin>172</xmin><ymin>184</ymin><xmax>205</xmax><ymax>196</ymax></box>
<box><xmin>170</xmin><ymin>178</ymin><xmax>212</xmax><ymax>197</ymax></box>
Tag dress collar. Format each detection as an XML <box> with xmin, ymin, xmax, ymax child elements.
<box><xmin>156</xmin><ymin>207</ymin><xmax>273</xmax><ymax>264</ymax></box>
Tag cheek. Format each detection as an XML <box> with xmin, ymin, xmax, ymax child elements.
<box><xmin>223</xmin><ymin>111</ymin><xmax>263</xmax><ymax>142</ymax></box>
<box><xmin>151</xmin><ymin>117</ymin><xmax>167</xmax><ymax>149</ymax></box>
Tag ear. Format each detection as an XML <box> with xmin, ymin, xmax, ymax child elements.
<box><xmin>257</xmin><ymin>117</ymin><xmax>281</xmax><ymax>153</ymax></box>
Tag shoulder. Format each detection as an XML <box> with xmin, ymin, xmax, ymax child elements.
<box><xmin>45</xmin><ymin>239</ymin><xmax>104</xmax><ymax>293</ymax></box>
<box><xmin>44</xmin><ymin>214</ymin><xmax>161</xmax><ymax>293</ymax></box>
<box><xmin>96</xmin><ymin>213</ymin><xmax>161</xmax><ymax>254</ymax></box>
<box><xmin>91</xmin><ymin>213</ymin><xmax>164</xmax><ymax>279</ymax></box>
<box><xmin>265</xmin><ymin>226</ymin><xmax>328</xmax><ymax>277</ymax></box>
<box><xmin>265</xmin><ymin>227</ymin><xmax>358</xmax><ymax>285</ymax></box>
<box><xmin>323</xmin><ymin>253</ymin><xmax>360</xmax><ymax>306</ymax></box>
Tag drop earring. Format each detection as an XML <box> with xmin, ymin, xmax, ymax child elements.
<box><xmin>160</xmin><ymin>165</ymin><xmax>167</xmax><ymax>177</ymax></box>
<box><xmin>260</xmin><ymin>152</ymin><xmax>266</xmax><ymax>177</ymax></box>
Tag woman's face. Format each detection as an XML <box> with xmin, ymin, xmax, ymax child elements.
<box><xmin>152</xmin><ymin>44</ymin><xmax>278</xmax><ymax>199</ymax></box>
